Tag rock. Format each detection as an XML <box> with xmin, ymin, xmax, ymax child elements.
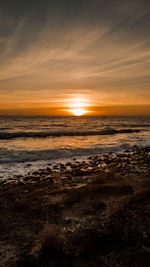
<box><xmin>53</xmin><ymin>165</ymin><xmax>59</xmax><ymax>170</ymax></box>
<box><xmin>125</xmin><ymin>149</ymin><xmax>130</xmax><ymax>153</ymax></box>
<box><xmin>23</xmin><ymin>176</ymin><xmax>31</xmax><ymax>181</ymax></box>
<box><xmin>60</xmin><ymin>164</ymin><xmax>66</xmax><ymax>169</ymax></box>
<box><xmin>23</xmin><ymin>175</ymin><xmax>37</xmax><ymax>181</ymax></box>
<box><xmin>66</xmin><ymin>162</ymin><xmax>71</xmax><ymax>166</ymax></box>
<box><xmin>25</xmin><ymin>163</ymin><xmax>32</xmax><ymax>167</ymax></box>
<box><xmin>46</xmin><ymin>167</ymin><xmax>51</xmax><ymax>172</ymax></box>
<box><xmin>39</xmin><ymin>171</ymin><xmax>48</xmax><ymax>176</ymax></box>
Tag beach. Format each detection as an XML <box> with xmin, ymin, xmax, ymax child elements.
<box><xmin>1</xmin><ymin>0</ymin><xmax>150</xmax><ymax>265</ymax></box>
<box><xmin>1</xmin><ymin>145</ymin><xmax>150</xmax><ymax>266</ymax></box>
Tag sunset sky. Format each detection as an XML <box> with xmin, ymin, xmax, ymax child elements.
<box><xmin>0</xmin><ymin>0</ymin><xmax>150</xmax><ymax>115</ymax></box>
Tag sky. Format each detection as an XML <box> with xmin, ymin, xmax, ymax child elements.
<box><xmin>0</xmin><ymin>0</ymin><xmax>150</xmax><ymax>115</ymax></box>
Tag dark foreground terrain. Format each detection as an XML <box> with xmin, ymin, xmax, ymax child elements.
<box><xmin>0</xmin><ymin>146</ymin><xmax>150</xmax><ymax>266</ymax></box>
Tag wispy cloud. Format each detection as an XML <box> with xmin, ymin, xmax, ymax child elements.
<box><xmin>0</xmin><ymin>0</ymin><xmax>150</xmax><ymax>113</ymax></box>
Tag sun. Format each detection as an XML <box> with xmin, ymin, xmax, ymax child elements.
<box><xmin>70</xmin><ymin>108</ymin><xmax>87</xmax><ymax>116</ymax></box>
<box><xmin>67</xmin><ymin>96</ymin><xmax>91</xmax><ymax>116</ymax></box>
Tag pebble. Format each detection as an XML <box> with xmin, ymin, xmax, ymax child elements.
<box><xmin>46</xmin><ymin>167</ymin><xmax>51</xmax><ymax>172</ymax></box>
<box><xmin>66</xmin><ymin>162</ymin><xmax>71</xmax><ymax>166</ymax></box>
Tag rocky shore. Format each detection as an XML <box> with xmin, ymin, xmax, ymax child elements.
<box><xmin>0</xmin><ymin>146</ymin><xmax>150</xmax><ymax>266</ymax></box>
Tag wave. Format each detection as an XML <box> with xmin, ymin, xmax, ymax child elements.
<box><xmin>0</xmin><ymin>129</ymin><xmax>142</xmax><ymax>140</ymax></box>
<box><xmin>0</xmin><ymin>144</ymin><xmax>132</xmax><ymax>164</ymax></box>
<box><xmin>114</xmin><ymin>124</ymin><xmax>150</xmax><ymax>128</ymax></box>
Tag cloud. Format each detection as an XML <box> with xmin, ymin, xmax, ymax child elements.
<box><xmin>0</xmin><ymin>0</ymin><xmax>150</xmax><ymax>111</ymax></box>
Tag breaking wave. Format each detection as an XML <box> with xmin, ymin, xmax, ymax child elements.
<box><xmin>0</xmin><ymin>128</ymin><xmax>142</xmax><ymax>140</ymax></box>
<box><xmin>0</xmin><ymin>144</ymin><xmax>132</xmax><ymax>164</ymax></box>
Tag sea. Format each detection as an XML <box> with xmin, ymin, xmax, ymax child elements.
<box><xmin>0</xmin><ymin>115</ymin><xmax>150</xmax><ymax>180</ymax></box>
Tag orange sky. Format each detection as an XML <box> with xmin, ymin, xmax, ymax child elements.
<box><xmin>0</xmin><ymin>0</ymin><xmax>150</xmax><ymax>115</ymax></box>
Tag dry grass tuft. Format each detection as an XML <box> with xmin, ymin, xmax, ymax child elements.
<box><xmin>16</xmin><ymin>223</ymin><xmax>65</xmax><ymax>267</ymax></box>
<box><xmin>31</xmin><ymin>222</ymin><xmax>64</xmax><ymax>259</ymax></box>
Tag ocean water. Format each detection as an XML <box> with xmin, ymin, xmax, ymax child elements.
<box><xmin>0</xmin><ymin>115</ymin><xmax>150</xmax><ymax>180</ymax></box>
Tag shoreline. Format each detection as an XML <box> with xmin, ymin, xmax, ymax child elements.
<box><xmin>1</xmin><ymin>145</ymin><xmax>150</xmax><ymax>186</ymax></box>
<box><xmin>0</xmin><ymin>145</ymin><xmax>150</xmax><ymax>266</ymax></box>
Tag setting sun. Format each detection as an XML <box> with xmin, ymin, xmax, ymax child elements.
<box><xmin>67</xmin><ymin>97</ymin><xmax>91</xmax><ymax>116</ymax></box>
<box><xmin>70</xmin><ymin>108</ymin><xmax>88</xmax><ymax>116</ymax></box>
